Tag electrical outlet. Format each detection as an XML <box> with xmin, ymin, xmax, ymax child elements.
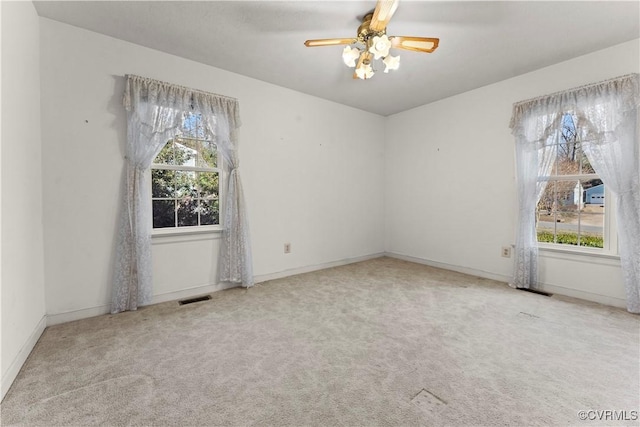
<box><xmin>284</xmin><ymin>243</ymin><xmax>291</xmax><ymax>254</ymax></box>
<box><xmin>501</xmin><ymin>246</ymin><xmax>511</xmax><ymax>258</ymax></box>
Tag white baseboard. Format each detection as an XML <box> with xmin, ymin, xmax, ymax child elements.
<box><xmin>535</xmin><ymin>282</ymin><xmax>627</xmax><ymax>309</ymax></box>
<box><xmin>385</xmin><ymin>252</ymin><xmax>512</xmax><ymax>283</ymax></box>
<box><xmin>38</xmin><ymin>251</ymin><xmax>633</xmax><ymax>326</ymax></box>
<box><xmin>1</xmin><ymin>315</ymin><xmax>46</xmax><ymax>402</ymax></box>
<box><xmin>47</xmin><ymin>254</ymin><xmax>386</xmax><ymax>326</ymax></box>
<box><xmin>150</xmin><ymin>281</ymin><xmax>239</xmax><ymax>305</ymax></box>
<box><xmin>46</xmin><ymin>304</ymin><xmax>111</xmax><ymax>326</ymax></box>
<box><xmin>48</xmin><ymin>254</ymin><xmax>385</xmax><ymax>326</ymax></box>
<box><xmin>46</xmin><ymin>282</ymin><xmax>241</xmax><ymax>326</ymax></box>
<box><xmin>253</xmin><ymin>252</ymin><xmax>385</xmax><ymax>284</ymax></box>
<box><xmin>385</xmin><ymin>251</ymin><xmax>627</xmax><ymax>310</ymax></box>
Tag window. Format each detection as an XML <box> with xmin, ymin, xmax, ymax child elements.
<box><xmin>151</xmin><ymin>112</ymin><xmax>220</xmax><ymax>230</ymax></box>
<box><xmin>536</xmin><ymin>113</ymin><xmax>616</xmax><ymax>253</ymax></box>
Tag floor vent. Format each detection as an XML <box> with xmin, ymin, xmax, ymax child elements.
<box><xmin>178</xmin><ymin>295</ymin><xmax>212</xmax><ymax>306</ymax></box>
<box><xmin>411</xmin><ymin>389</ymin><xmax>447</xmax><ymax>414</ymax></box>
<box><xmin>518</xmin><ymin>288</ymin><xmax>552</xmax><ymax>297</ymax></box>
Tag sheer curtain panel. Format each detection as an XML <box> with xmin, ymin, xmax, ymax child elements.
<box><xmin>112</xmin><ymin>75</ymin><xmax>253</xmax><ymax>314</ymax></box>
<box><xmin>511</xmin><ymin>115</ymin><xmax>558</xmax><ymax>289</ymax></box>
<box><xmin>205</xmin><ymin>119</ymin><xmax>254</xmax><ymax>286</ymax></box>
<box><xmin>510</xmin><ymin>74</ymin><xmax>640</xmax><ymax>312</ymax></box>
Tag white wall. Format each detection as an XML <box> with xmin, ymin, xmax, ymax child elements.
<box><xmin>385</xmin><ymin>39</ymin><xmax>640</xmax><ymax>308</ymax></box>
<box><xmin>39</xmin><ymin>18</ymin><xmax>385</xmax><ymax>322</ymax></box>
<box><xmin>1</xmin><ymin>1</ymin><xmax>47</xmax><ymax>399</ymax></box>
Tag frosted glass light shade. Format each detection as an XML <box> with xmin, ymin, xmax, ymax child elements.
<box><xmin>383</xmin><ymin>54</ymin><xmax>400</xmax><ymax>73</ymax></box>
<box><xmin>368</xmin><ymin>35</ymin><xmax>391</xmax><ymax>60</ymax></box>
<box><xmin>355</xmin><ymin>63</ymin><xmax>374</xmax><ymax>80</ymax></box>
<box><xmin>342</xmin><ymin>46</ymin><xmax>361</xmax><ymax>68</ymax></box>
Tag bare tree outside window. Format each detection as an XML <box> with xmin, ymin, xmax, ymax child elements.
<box><xmin>536</xmin><ymin>114</ymin><xmax>604</xmax><ymax>248</ymax></box>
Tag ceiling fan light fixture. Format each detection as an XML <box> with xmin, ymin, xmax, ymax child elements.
<box><xmin>355</xmin><ymin>63</ymin><xmax>375</xmax><ymax>80</ymax></box>
<box><xmin>368</xmin><ymin>34</ymin><xmax>391</xmax><ymax>60</ymax></box>
<box><xmin>303</xmin><ymin>0</ymin><xmax>439</xmax><ymax>81</ymax></box>
<box><xmin>342</xmin><ymin>46</ymin><xmax>361</xmax><ymax>68</ymax></box>
<box><xmin>383</xmin><ymin>54</ymin><xmax>400</xmax><ymax>73</ymax></box>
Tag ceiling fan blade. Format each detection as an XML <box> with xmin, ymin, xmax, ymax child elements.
<box><xmin>353</xmin><ymin>51</ymin><xmax>373</xmax><ymax>79</ymax></box>
<box><xmin>304</xmin><ymin>38</ymin><xmax>356</xmax><ymax>47</ymax></box>
<box><xmin>390</xmin><ymin>36</ymin><xmax>439</xmax><ymax>53</ymax></box>
<box><xmin>369</xmin><ymin>0</ymin><xmax>400</xmax><ymax>32</ymax></box>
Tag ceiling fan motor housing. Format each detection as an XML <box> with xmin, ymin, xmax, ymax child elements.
<box><xmin>357</xmin><ymin>12</ymin><xmax>385</xmax><ymax>45</ymax></box>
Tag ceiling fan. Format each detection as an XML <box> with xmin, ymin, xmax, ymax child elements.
<box><xmin>304</xmin><ymin>0</ymin><xmax>439</xmax><ymax>80</ymax></box>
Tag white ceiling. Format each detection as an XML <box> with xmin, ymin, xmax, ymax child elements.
<box><xmin>33</xmin><ymin>1</ymin><xmax>640</xmax><ymax>116</ymax></box>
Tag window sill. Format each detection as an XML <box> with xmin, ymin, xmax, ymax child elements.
<box><xmin>538</xmin><ymin>244</ymin><xmax>620</xmax><ymax>266</ymax></box>
<box><xmin>151</xmin><ymin>226</ymin><xmax>223</xmax><ymax>244</ymax></box>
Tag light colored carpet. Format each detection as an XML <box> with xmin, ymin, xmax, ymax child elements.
<box><xmin>2</xmin><ymin>257</ymin><xmax>639</xmax><ymax>426</ymax></box>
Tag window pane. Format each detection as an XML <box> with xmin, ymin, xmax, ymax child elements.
<box><xmin>551</xmin><ymin>114</ymin><xmax>580</xmax><ymax>176</ymax></box>
<box><xmin>537</xmin><ymin>180</ymin><xmax>605</xmax><ymax>248</ymax></box>
<box><xmin>583</xmin><ymin>180</ymin><xmax>604</xmax><ymax>205</ymax></box>
<box><xmin>553</xmin><ymin>144</ymin><xmax>580</xmax><ymax>176</ymax></box>
<box><xmin>198</xmin><ymin>141</ymin><xmax>217</xmax><ymax>168</ymax></box>
<box><xmin>152</xmin><ymin>112</ymin><xmax>220</xmax><ymax>231</ymax></box>
<box><xmin>152</xmin><ymin>169</ymin><xmax>175</xmax><ymax>198</ymax></box>
<box><xmin>580</xmin><ymin>181</ymin><xmax>604</xmax><ymax>248</ymax></box>
<box><xmin>174</xmin><ymin>142</ymin><xmax>196</xmax><ymax>167</ymax></box>
<box><xmin>200</xmin><ymin>199</ymin><xmax>219</xmax><ymax>225</ymax></box>
<box><xmin>555</xmin><ymin>182</ymin><xmax>578</xmax><ymax>224</ymax></box>
<box><xmin>177</xmin><ymin>198</ymin><xmax>198</xmax><ymax>227</ymax></box>
<box><xmin>153</xmin><ymin>200</ymin><xmax>175</xmax><ymax>228</ymax></box>
<box><xmin>552</xmin><ymin>154</ymin><xmax>576</xmax><ymax>176</ymax></box>
<box><xmin>178</xmin><ymin>135</ymin><xmax>197</xmax><ymax>150</ymax></box>
<box><xmin>580</xmin><ymin>149</ymin><xmax>596</xmax><ymax>174</ymax></box>
<box><xmin>537</xmin><ymin>114</ymin><xmax>608</xmax><ymax>250</ymax></box>
<box><xmin>537</xmin><ymin>179</ymin><xmax>555</xmax><ymax>243</ymax></box>
<box><xmin>175</xmin><ymin>171</ymin><xmax>197</xmax><ymax>198</ymax></box>
<box><xmin>537</xmin><ymin>181</ymin><xmax>579</xmax><ymax>246</ymax></box>
<box><xmin>182</xmin><ymin>112</ymin><xmax>206</xmax><ymax>139</ymax></box>
<box><xmin>154</xmin><ymin>141</ymin><xmax>175</xmax><ymax>165</ymax></box>
<box><xmin>552</xmin><ymin>181</ymin><xmax>580</xmax><ymax>246</ymax></box>
<box><xmin>198</xmin><ymin>172</ymin><xmax>218</xmax><ymax>199</ymax></box>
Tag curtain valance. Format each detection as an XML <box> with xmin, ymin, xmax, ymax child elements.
<box><xmin>510</xmin><ymin>73</ymin><xmax>639</xmax><ymax>135</ymax></box>
<box><xmin>123</xmin><ymin>74</ymin><xmax>241</xmax><ymax>131</ymax></box>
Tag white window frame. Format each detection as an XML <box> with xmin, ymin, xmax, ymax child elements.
<box><xmin>536</xmin><ymin>119</ymin><xmax>619</xmax><ymax>258</ymax></box>
<box><xmin>150</xmin><ymin>135</ymin><xmax>224</xmax><ymax>237</ymax></box>
<box><xmin>537</xmin><ymin>183</ymin><xmax>618</xmax><ymax>258</ymax></box>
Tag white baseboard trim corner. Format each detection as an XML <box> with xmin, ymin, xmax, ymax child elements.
<box><xmin>385</xmin><ymin>252</ymin><xmax>512</xmax><ymax>283</ymax></box>
<box><xmin>385</xmin><ymin>251</ymin><xmax>627</xmax><ymax>310</ymax></box>
<box><xmin>1</xmin><ymin>314</ymin><xmax>46</xmax><ymax>402</ymax></box>
<box><xmin>46</xmin><ymin>304</ymin><xmax>111</xmax><ymax>326</ymax></box>
<box><xmin>254</xmin><ymin>252</ymin><xmax>385</xmax><ymax>284</ymax></box>
<box><xmin>47</xmin><ymin>282</ymin><xmax>241</xmax><ymax>326</ymax></box>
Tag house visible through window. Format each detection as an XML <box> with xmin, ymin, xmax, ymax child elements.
<box><xmin>151</xmin><ymin>112</ymin><xmax>220</xmax><ymax>229</ymax></box>
<box><xmin>536</xmin><ymin>113</ymin><xmax>614</xmax><ymax>250</ymax></box>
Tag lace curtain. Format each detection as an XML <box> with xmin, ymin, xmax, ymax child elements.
<box><xmin>510</xmin><ymin>73</ymin><xmax>640</xmax><ymax>313</ymax></box>
<box><xmin>204</xmin><ymin>109</ymin><xmax>254</xmax><ymax>286</ymax></box>
<box><xmin>511</xmin><ymin>117</ymin><xmax>558</xmax><ymax>288</ymax></box>
<box><xmin>112</xmin><ymin>75</ymin><xmax>253</xmax><ymax>314</ymax></box>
